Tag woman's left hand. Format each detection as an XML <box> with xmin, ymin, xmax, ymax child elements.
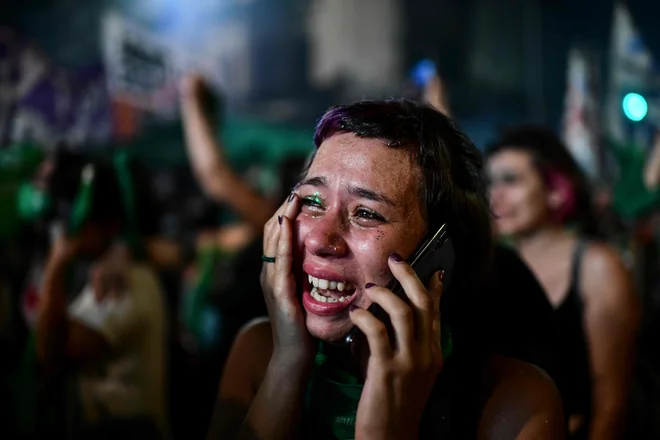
<box><xmin>350</xmin><ymin>254</ymin><xmax>444</xmax><ymax>440</ymax></box>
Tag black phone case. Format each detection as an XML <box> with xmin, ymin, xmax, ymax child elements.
<box><xmin>344</xmin><ymin>224</ymin><xmax>455</xmax><ymax>345</ymax></box>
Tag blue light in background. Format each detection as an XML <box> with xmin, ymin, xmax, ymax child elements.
<box><xmin>622</xmin><ymin>93</ymin><xmax>648</xmax><ymax>122</ymax></box>
<box><xmin>410</xmin><ymin>59</ymin><xmax>436</xmax><ymax>88</ymax></box>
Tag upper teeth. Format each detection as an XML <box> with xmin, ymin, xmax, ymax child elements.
<box><xmin>307</xmin><ymin>275</ymin><xmax>351</xmax><ymax>292</ymax></box>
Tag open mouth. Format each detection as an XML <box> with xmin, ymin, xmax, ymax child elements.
<box><xmin>302</xmin><ymin>271</ymin><xmax>359</xmax><ymax>316</ymax></box>
<box><xmin>307</xmin><ymin>274</ymin><xmax>356</xmax><ymax>303</ymax></box>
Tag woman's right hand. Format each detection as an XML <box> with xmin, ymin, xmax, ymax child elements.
<box><xmin>260</xmin><ymin>191</ymin><xmax>315</xmax><ymax>367</ymax></box>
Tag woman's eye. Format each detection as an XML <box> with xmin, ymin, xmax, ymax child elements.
<box><xmin>488</xmin><ymin>173</ymin><xmax>519</xmax><ymax>187</ymax></box>
<box><xmin>355</xmin><ymin>208</ymin><xmax>385</xmax><ymax>222</ymax></box>
<box><xmin>501</xmin><ymin>173</ymin><xmax>519</xmax><ymax>185</ymax></box>
<box><xmin>301</xmin><ymin>196</ymin><xmax>324</xmax><ymax>210</ymax></box>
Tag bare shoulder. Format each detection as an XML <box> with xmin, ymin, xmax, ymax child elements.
<box><xmin>478</xmin><ymin>355</ymin><xmax>565</xmax><ymax>440</ymax></box>
<box><xmin>580</xmin><ymin>242</ymin><xmax>636</xmax><ymax>310</ymax></box>
<box><xmin>209</xmin><ymin>318</ymin><xmax>273</xmax><ymax>439</ymax></box>
<box><xmin>223</xmin><ymin>317</ymin><xmax>273</xmax><ymax>391</ymax></box>
<box><xmin>233</xmin><ymin>317</ymin><xmax>273</xmax><ymax>356</ymax></box>
<box><xmin>582</xmin><ymin>242</ymin><xmax>627</xmax><ymax>280</ymax></box>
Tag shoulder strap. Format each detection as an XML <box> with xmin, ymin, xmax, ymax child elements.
<box><xmin>569</xmin><ymin>239</ymin><xmax>588</xmax><ymax>298</ymax></box>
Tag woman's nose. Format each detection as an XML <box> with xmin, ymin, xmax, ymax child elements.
<box><xmin>304</xmin><ymin>213</ymin><xmax>348</xmax><ymax>258</ymax></box>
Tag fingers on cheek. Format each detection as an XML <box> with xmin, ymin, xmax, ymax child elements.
<box><xmin>350</xmin><ymin>308</ymin><xmax>386</xmax><ymax>337</ymax></box>
<box><xmin>349</xmin><ymin>308</ymin><xmax>371</xmax><ymax>328</ymax></box>
<box><xmin>388</xmin><ymin>256</ymin><xmax>416</xmax><ymax>278</ymax></box>
<box><xmin>277</xmin><ymin>227</ymin><xmax>291</xmax><ymax>259</ymax></box>
<box><xmin>285</xmin><ymin>193</ymin><xmax>300</xmax><ymax>215</ymax></box>
<box><xmin>364</xmin><ymin>287</ymin><xmax>406</xmax><ymax>318</ymax></box>
<box><xmin>263</xmin><ymin>226</ymin><xmax>275</xmax><ymax>252</ymax></box>
<box><xmin>387</xmin><ymin>257</ymin><xmax>404</xmax><ymax>277</ymax></box>
<box><xmin>350</xmin><ymin>309</ymin><xmax>392</xmax><ymax>357</ymax></box>
<box><xmin>364</xmin><ymin>286</ymin><xmax>381</xmax><ymax>303</ymax></box>
<box><xmin>265</xmin><ymin>225</ymin><xmax>281</xmax><ymax>249</ymax></box>
<box><xmin>265</xmin><ymin>216</ymin><xmax>276</xmax><ymax>233</ymax></box>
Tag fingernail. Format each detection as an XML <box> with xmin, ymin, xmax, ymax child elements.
<box><xmin>278</xmin><ymin>215</ymin><xmax>283</xmax><ymax>225</ymax></box>
<box><xmin>349</xmin><ymin>305</ymin><xmax>359</xmax><ymax>312</ymax></box>
<box><xmin>365</xmin><ymin>283</ymin><xmax>376</xmax><ymax>289</ymax></box>
<box><xmin>439</xmin><ymin>270</ymin><xmax>445</xmax><ymax>282</ymax></box>
<box><xmin>389</xmin><ymin>253</ymin><xmax>403</xmax><ymax>262</ymax></box>
<box><xmin>288</xmin><ymin>192</ymin><xmax>296</xmax><ymax>203</ymax></box>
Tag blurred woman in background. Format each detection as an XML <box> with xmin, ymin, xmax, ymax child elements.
<box><xmin>485</xmin><ymin>127</ymin><xmax>639</xmax><ymax>440</ymax></box>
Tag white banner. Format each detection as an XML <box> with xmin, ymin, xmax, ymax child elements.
<box><xmin>101</xmin><ymin>9</ymin><xmax>251</xmax><ymax>118</ymax></box>
<box><xmin>101</xmin><ymin>10</ymin><xmax>179</xmax><ymax>117</ymax></box>
<box><xmin>562</xmin><ymin>47</ymin><xmax>600</xmax><ymax>178</ymax></box>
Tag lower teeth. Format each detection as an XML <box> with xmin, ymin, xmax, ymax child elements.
<box><xmin>311</xmin><ymin>287</ymin><xmax>350</xmax><ymax>303</ymax></box>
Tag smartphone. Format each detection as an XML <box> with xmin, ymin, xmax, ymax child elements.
<box><xmin>344</xmin><ymin>223</ymin><xmax>455</xmax><ymax>346</ymax></box>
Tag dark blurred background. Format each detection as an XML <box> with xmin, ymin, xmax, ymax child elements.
<box><xmin>3</xmin><ymin>1</ymin><xmax>660</xmax><ymax>439</ymax></box>
<box><xmin>2</xmin><ymin>0</ymin><xmax>656</xmax><ymax>141</ymax></box>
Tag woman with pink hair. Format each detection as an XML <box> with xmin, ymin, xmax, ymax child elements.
<box><xmin>486</xmin><ymin>126</ymin><xmax>639</xmax><ymax>440</ymax></box>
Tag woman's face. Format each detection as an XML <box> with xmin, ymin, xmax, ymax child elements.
<box><xmin>295</xmin><ymin>133</ymin><xmax>427</xmax><ymax>342</ymax></box>
<box><xmin>487</xmin><ymin>149</ymin><xmax>551</xmax><ymax>237</ymax></box>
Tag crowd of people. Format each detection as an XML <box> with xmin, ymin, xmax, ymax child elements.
<box><xmin>0</xmin><ymin>65</ymin><xmax>658</xmax><ymax>440</ymax></box>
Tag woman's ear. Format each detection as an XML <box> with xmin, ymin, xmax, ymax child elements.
<box><xmin>545</xmin><ymin>171</ymin><xmax>576</xmax><ymax>222</ymax></box>
<box><xmin>547</xmin><ymin>189</ymin><xmax>565</xmax><ymax>210</ymax></box>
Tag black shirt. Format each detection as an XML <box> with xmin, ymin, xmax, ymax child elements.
<box><xmin>485</xmin><ymin>245</ymin><xmax>563</xmax><ymax>392</ymax></box>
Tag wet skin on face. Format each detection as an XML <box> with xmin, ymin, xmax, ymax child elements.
<box><xmin>295</xmin><ymin>133</ymin><xmax>427</xmax><ymax>342</ymax></box>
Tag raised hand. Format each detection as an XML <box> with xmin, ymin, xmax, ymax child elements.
<box><xmin>260</xmin><ymin>191</ymin><xmax>315</xmax><ymax>366</ymax></box>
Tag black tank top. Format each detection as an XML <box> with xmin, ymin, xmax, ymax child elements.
<box><xmin>554</xmin><ymin>240</ymin><xmax>592</xmax><ymax>430</ymax></box>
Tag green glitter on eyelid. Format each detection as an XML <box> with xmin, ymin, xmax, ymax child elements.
<box><xmin>309</xmin><ymin>192</ymin><xmax>322</xmax><ymax>204</ymax></box>
<box><xmin>302</xmin><ymin>194</ymin><xmax>323</xmax><ymax>205</ymax></box>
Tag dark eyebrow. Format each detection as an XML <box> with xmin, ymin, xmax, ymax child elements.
<box><xmin>300</xmin><ymin>176</ymin><xmax>327</xmax><ymax>187</ymax></box>
<box><xmin>348</xmin><ymin>185</ymin><xmax>395</xmax><ymax>207</ymax></box>
<box><xmin>300</xmin><ymin>176</ymin><xmax>395</xmax><ymax>207</ymax></box>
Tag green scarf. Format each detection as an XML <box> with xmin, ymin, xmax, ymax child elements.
<box><xmin>304</xmin><ymin>328</ymin><xmax>453</xmax><ymax>440</ymax></box>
